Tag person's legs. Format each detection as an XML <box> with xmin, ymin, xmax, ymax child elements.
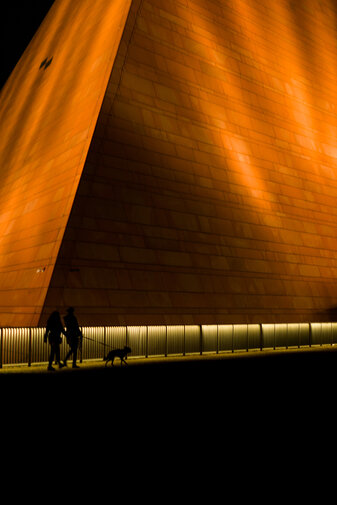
<box><xmin>72</xmin><ymin>343</ymin><xmax>79</xmax><ymax>367</ymax></box>
<box><xmin>55</xmin><ymin>344</ymin><xmax>64</xmax><ymax>368</ymax></box>
<box><xmin>64</xmin><ymin>347</ymin><xmax>72</xmax><ymax>365</ymax></box>
<box><xmin>48</xmin><ymin>345</ymin><xmax>55</xmax><ymax>370</ymax></box>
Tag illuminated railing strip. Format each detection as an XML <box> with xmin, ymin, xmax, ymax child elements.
<box><xmin>1</xmin><ymin>322</ymin><xmax>336</xmax><ymax>368</ymax></box>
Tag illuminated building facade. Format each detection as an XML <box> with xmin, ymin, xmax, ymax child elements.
<box><xmin>1</xmin><ymin>0</ymin><xmax>337</xmax><ymax>326</ymax></box>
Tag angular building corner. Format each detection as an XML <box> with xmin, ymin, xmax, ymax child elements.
<box><xmin>2</xmin><ymin>0</ymin><xmax>337</xmax><ymax>327</ymax></box>
<box><xmin>0</xmin><ymin>0</ymin><xmax>133</xmax><ymax>326</ymax></box>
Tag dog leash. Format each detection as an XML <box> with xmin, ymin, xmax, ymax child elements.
<box><xmin>81</xmin><ymin>335</ymin><xmax>111</xmax><ymax>348</ymax></box>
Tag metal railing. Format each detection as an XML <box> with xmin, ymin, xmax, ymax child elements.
<box><xmin>1</xmin><ymin>322</ymin><xmax>337</xmax><ymax>368</ymax></box>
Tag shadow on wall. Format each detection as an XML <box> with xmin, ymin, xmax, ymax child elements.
<box><xmin>325</xmin><ymin>306</ymin><xmax>337</xmax><ymax>321</ymax></box>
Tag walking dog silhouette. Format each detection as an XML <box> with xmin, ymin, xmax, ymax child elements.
<box><xmin>104</xmin><ymin>346</ymin><xmax>132</xmax><ymax>367</ymax></box>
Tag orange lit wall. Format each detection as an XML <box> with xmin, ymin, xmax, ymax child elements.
<box><xmin>2</xmin><ymin>0</ymin><xmax>337</xmax><ymax>326</ymax></box>
<box><xmin>0</xmin><ymin>0</ymin><xmax>132</xmax><ymax>325</ymax></box>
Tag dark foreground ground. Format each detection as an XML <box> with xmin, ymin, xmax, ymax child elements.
<box><xmin>2</xmin><ymin>347</ymin><xmax>336</xmax><ymax>496</ymax></box>
<box><xmin>2</xmin><ymin>346</ymin><xmax>337</xmax><ymax>413</ymax></box>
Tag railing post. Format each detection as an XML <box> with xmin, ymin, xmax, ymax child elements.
<box><xmin>216</xmin><ymin>324</ymin><xmax>219</xmax><ymax>354</ymax></box>
<box><xmin>79</xmin><ymin>327</ymin><xmax>83</xmax><ymax>363</ymax></box>
<box><xmin>286</xmin><ymin>323</ymin><xmax>288</xmax><ymax>350</ymax></box>
<box><xmin>145</xmin><ymin>326</ymin><xmax>148</xmax><ymax>358</ymax></box>
<box><xmin>0</xmin><ymin>327</ymin><xmax>2</xmax><ymax>368</ymax></box>
<box><xmin>28</xmin><ymin>328</ymin><xmax>32</xmax><ymax>367</ymax></box>
<box><xmin>332</xmin><ymin>323</ymin><xmax>334</xmax><ymax>347</ymax></box>
<box><xmin>183</xmin><ymin>325</ymin><xmax>186</xmax><ymax>356</ymax></box>
<box><xmin>165</xmin><ymin>325</ymin><xmax>168</xmax><ymax>357</ymax></box>
<box><xmin>200</xmin><ymin>325</ymin><xmax>203</xmax><ymax>355</ymax></box>
<box><xmin>309</xmin><ymin>322</ymin><xmax>312</xmax><ymax>347</ymax></box>
<box><xmin>259</xmin><ymin>324</ymin><xmax>263</xmax><ymax>351</ymax></box>
<box><xmin>320</xmin><ymin>323</ymin><xmax>322</xmax><ymax>346</ymax></box>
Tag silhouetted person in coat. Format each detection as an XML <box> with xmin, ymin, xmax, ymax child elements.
<box><xmin>44</xmin><ymin>311</ymin><xmax>66</xmax><ymax>371</ymax></box>
<box><xmin>63</xmin><ymin>307</ymin><xmax>82</xmax><ymax>368</ymax></box>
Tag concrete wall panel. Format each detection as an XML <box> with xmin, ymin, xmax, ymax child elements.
<box><xmin>41</xmin><ymin>0</ymin><xmax>337</xmax><ymax>325</ymax></box>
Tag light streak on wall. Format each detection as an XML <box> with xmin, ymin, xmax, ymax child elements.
<box><xmin>0</xmin><ymin>0</ymin><xmax>132</xmax><ymax>325</ymax></box>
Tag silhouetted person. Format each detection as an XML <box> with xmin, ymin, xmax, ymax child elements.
<box><xmin>44</xmin><ymin>311</ymin><xmax>67</xmax><ymax>371</ymax></box>
<box><xmin>63</xmin><ymin>307</ymin><xmax>82</xmax><ymax>368</ymax></box>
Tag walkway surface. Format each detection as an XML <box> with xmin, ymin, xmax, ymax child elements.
<box><xmin>1</xmin><ymin>343</ymin><xmax>337</xmax><ymax>375</ymax></box>
<box><xmin>2</xmin><ymin>344</ymin><xmax>337</xmax><ymax>404</ymax></box>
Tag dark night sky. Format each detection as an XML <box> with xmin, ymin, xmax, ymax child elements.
<box><xmin>1</xmin><ymin>2</ymin><xmax>55</xmax><ymax>90</ymax></box>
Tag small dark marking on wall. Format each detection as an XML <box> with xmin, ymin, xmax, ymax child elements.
<box><xmin>39</xmin><ymin>57</ymin><xmax>53</xmax><ymax>70</ymax></box>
